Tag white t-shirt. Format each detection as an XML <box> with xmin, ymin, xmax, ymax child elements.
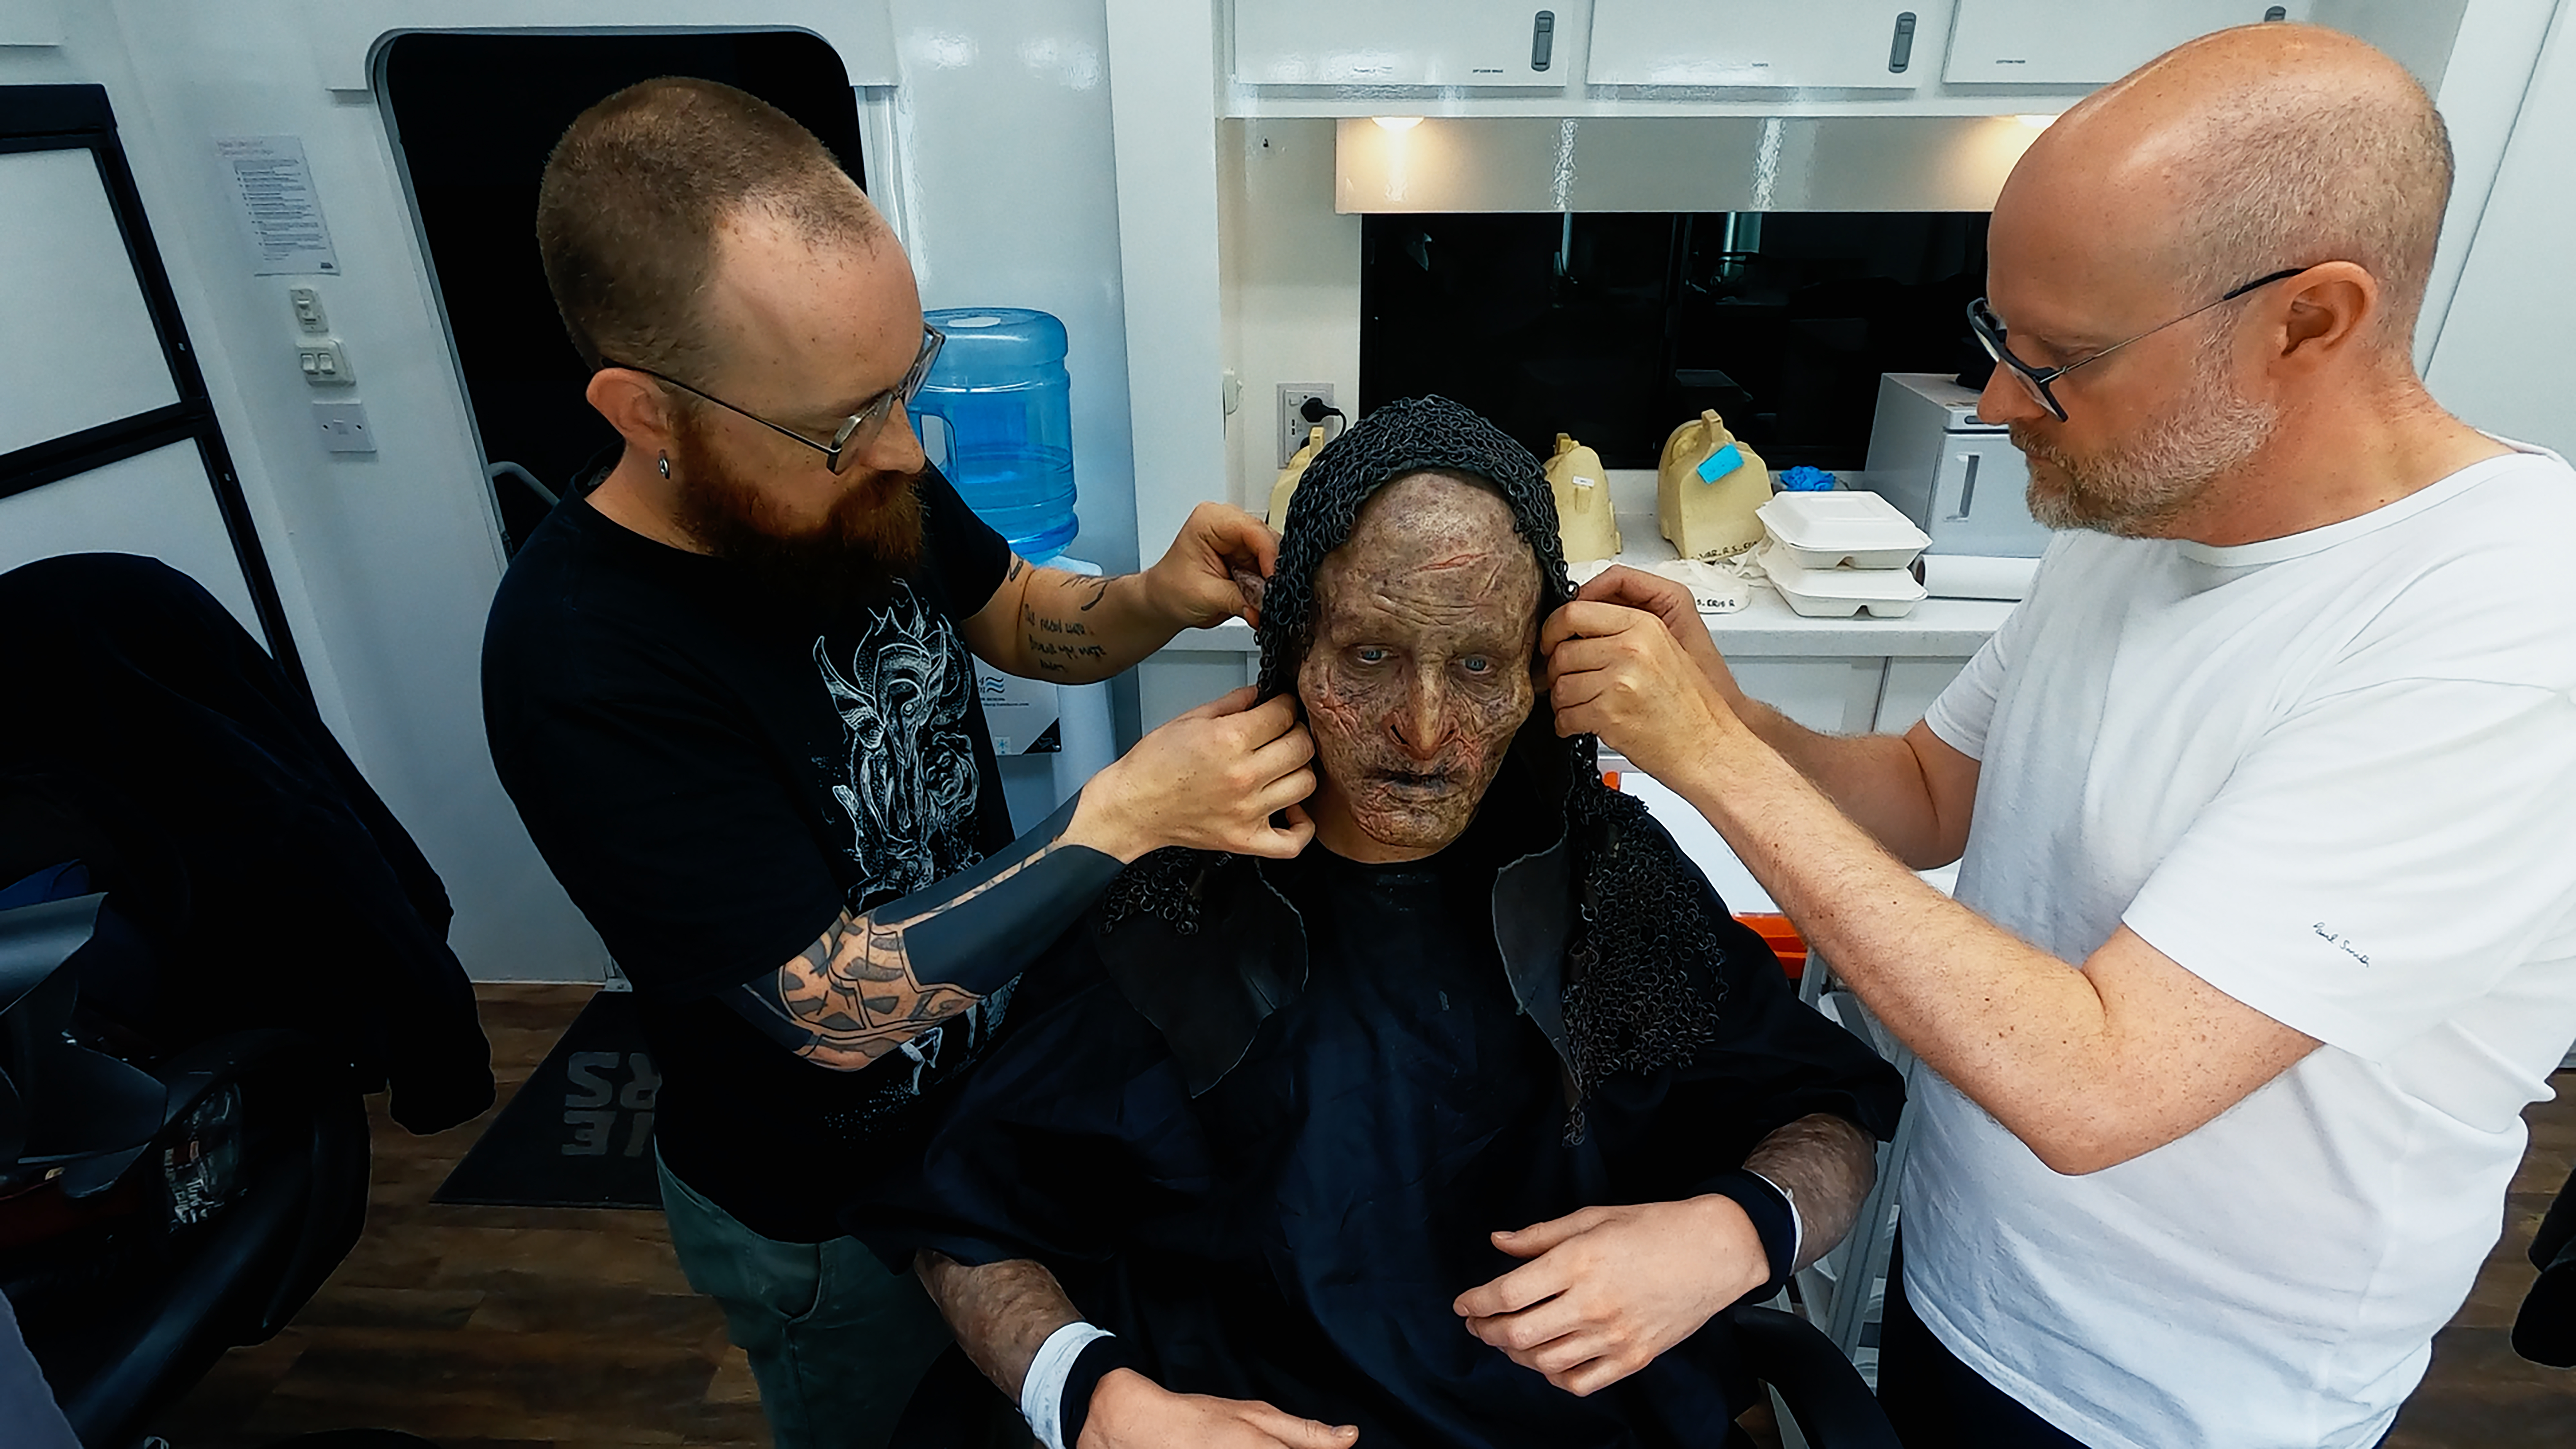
<box><xmin>1908</xmin><ymin>446</ymin><xmax>2576</xmax><ymax>1449</ymax></box>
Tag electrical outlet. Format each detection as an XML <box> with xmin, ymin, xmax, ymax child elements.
<box><xmin>312</xmin><ymin>400</ymin><xmax>375</xmax><ymax>454</ymax></box>
<box><xmin>1277</xmin><ymin>383</ymin><xmax>1334</xmax><ymax>468</ymax></box>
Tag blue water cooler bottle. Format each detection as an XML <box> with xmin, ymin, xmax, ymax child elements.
<box><xmin>913</xmin><ymin>308</ymin><xmax>1080</xmax><ymax>563</ymax></box>
<box><xmin>916</xmin><ymin>307</ymin><xmax>1113</xmax><ymax>824</ymax></box>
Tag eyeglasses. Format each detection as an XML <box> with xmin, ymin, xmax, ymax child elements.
<box><xmin>601</xmin><ymin>324</ymin><xmax>945</xmax><ymax>473</ymax></box>
<box><xmin>1967</xmin><ymin>268</ymin><xmax>2308</xmax><ymax>422</ymax></box>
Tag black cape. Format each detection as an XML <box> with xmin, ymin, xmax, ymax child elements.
<box><xmin>853</xmin><ymin>749</ymin><xmax>1903</xmax><ymax>1449</ymax></box>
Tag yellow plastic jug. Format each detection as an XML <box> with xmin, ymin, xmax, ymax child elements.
<box><xmin>1657</xmin><ymin>410</ymin><xmax>1770</xmax><ymax>560</ymax></box>
<box><xmin>1545</xmin><ymin>433</ymin><xmax>1623</xmax><ymax>563</ymax></box>
<box><xmin>1267</xmin><ymin>425</ymin><xmax>1329</xmax><ymax>530</ymax></box>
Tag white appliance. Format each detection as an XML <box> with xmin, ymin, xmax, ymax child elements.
<box><xmin>1860</xmin><ymin>371</ymin><xmax>2051</xmax><ymax>559</ymax></box>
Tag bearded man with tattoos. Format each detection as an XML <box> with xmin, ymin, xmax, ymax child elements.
<box><xmin>480</xmin><ymin>82</ymin><xmax>1313</xmax><ymax>1449</ymax></box>
<box><xmin>853</xmin><ymin>398</ymin><xmax>1903</xmax><ymax>1449</ymax></box>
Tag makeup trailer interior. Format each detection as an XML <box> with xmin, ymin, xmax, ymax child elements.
<box><xmin>0</xmin><ymin>2</ymin><xmax>2571</xmax><ymax>1445</ymax></box>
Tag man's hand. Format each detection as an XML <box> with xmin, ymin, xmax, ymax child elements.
<box><xmin>1573</xmin><ymin>565</ymin><xmax>1737</xmax><ymax>700</ymax></box>
<box><xmin>1145</xmin><ymin>502</ymin><xmax>1278</xmax><ymax>630</ymax></box>
<box><xmin>1081</xmin><ymin>1369</ymin><xmax>1357</xmax><ymax>1449</ymax></box>
<box><xmin>1067</xmin><ymin>687</ymin><xmax>1316</xmax><ymax>862</ymax></box>
<box><xmin>1540</xmin><ymin>599</ymin><xmax>1747</xmax><ymax>786</ymax></box>
<box><xmin>1455</xmin><ymin>1197</ymin><xmax>1768</xmax><ymax>1397</ymax></box>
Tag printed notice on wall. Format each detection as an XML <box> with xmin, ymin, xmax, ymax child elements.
<box><xmin>215</xmin><ymin>135</ymin><xmax>340</xmax><ymax>276</ymax></box>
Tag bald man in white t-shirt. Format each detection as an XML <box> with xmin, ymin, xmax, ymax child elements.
<box><xmin>1539</xmin><ymin>24</ymin><xmax>2576</xmax><ymax>1449</ymax></box>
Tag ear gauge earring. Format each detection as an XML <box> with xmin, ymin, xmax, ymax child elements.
<box><xmin>657</xmin><ymin>453</ymin><xmax>671</xmax><ymax>480</ymax></box>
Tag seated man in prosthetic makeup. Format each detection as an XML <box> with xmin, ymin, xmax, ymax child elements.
<box><xmin>855</xmin><ymin>397</ymin><xmax>1905</xmax><ymax>1449</ymax></box>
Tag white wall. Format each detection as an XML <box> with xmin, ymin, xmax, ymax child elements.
<box><xmin>2425</xmin><ymin>0</ymin><xmax>2576</xmax><ymax>454</ymax></box>
<box><xmin>885</xmin><ymin>0</ymin><xmax>1143</xmax><ymax>581</ymax></box>
<box><xmin>0</xmin><ymin>1</ymin><xmax>611</xmax><ymax>979</ymax></box>
<box><xmin>1</xmin><ymin>0</ymin><xmax>1151</xmax><ymax>980</ymax></box>
<box><xmin>1216</xmin><ymin>117</ymin><xmax>1360</xmax><ymax>511</ymax></box>
<box><xmin>2417</xmin><ymin>0</ymin><xmax>2561</xmax><ymax>374</ymax></box>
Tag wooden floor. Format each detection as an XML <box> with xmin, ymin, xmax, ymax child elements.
<box><xmin>151</xmin><ymin>985</ymin><xmax>2576</xmax><ymax>1448</ymax></box>
<box><xmin>152</xmin><ymin>986</ymin><xmax>766</xmax><ymax>1449</ymax></box>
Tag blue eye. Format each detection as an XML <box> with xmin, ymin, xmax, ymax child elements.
<box><xmin>1355</xmin><ymin>647</ymin><xmax>1389</xmax><ymax>665</ymax></box>
<box><xmin>1461</xmin><ymin>657</ymin><xmax>1492</xmax><ymax>675</ymax></box>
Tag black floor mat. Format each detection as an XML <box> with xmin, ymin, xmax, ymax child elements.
<box><xmin>434</xmin><ymin>989</ymin><xmax>661</xmax><ymax>1209</ymax></box>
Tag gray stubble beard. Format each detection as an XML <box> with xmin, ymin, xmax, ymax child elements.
<box><xmin>2013</xmin><ymin>326</ymin><xmax>2283</xmax><ymax>539</ymax></box>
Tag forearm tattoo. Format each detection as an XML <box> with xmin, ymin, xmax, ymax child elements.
<box><xmin>916</xmin><ymin>1250</ymin><xmax>1083</xmax><ymax>1401</ymax></box>
<box><xmin>1743</xmin><ymin>1112</ymin><xmax>1880</xmax><ymax>1272</ymax></box>
<box><xmin>1020</xmin><ymin>570</ymin><xmax>1117</xmax><ymax>676</ymax></box>
<box><xmin>740</xmin><ymin>842</ymin><xmax>1065</xmax><ymax>1070</ymax></box>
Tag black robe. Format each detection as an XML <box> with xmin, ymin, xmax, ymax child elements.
<box><xmin>853</xmin><ymin>758</ymin><xmax>1904</xmax><ymax>1448</ymax></box>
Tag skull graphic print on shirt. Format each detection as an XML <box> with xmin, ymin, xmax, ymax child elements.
<box><xmin>813</xmin><ymin>582</ymin><xmax>985</xmax><ymax>902</ymax></box>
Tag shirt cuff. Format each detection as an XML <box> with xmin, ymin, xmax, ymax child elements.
<box><xmin>1746</xmin><ymin>1167</ymin><xmax>1806</xmax><ymax>1272</ymax></box>
<box><xmin>1022</xmin><ymin>1321</ymin><xmax>1111</xmax><ymax>1449</ymax></box>
<box><xmin>1705</xmin><ymin>1169</ymin><xmax>1800</xmax><ymax>1297</ymax></box>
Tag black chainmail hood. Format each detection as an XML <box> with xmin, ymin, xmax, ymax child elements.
<box><xmin>1104</xmin><ymin>395</ymin><xmax>1729</xmax><ymax>1130</ymax></box>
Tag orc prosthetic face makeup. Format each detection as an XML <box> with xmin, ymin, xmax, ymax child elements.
<box><xmin>1298</xmin><ymin>471</ymin><xmax>1541</xmax><ymax>860</ymax></box>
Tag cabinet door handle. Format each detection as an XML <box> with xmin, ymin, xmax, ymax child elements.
<box><xmin>1952</xmin><ymin>451</ymin><xmax>1980</xmax><ymax>520</ymax></box>
<box><xmin>1531</xmin><ymin>11</ymin><xmax>1556</xmax><ymax>72</ymax></box>
<box><xmin>1889</xmin><ymin>12</ymin><xmax>1918</xmax><ymax>73</ymax></box>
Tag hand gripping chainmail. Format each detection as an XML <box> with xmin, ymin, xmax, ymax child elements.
<box><xmin>1101</xmin><ymin>395</ymin><xmax>1729</xmax><ymax>1135</ymax></box>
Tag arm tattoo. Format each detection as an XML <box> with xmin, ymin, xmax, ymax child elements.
<box><xmin>916</xmin><ymin>1250</ymin><xmax>1082</xmax><ymax>1401</ymax></box>
<box><xmin>743</xmin><ymin>842</ymin><xmax>1065</xmax><ymax>1070</ymax></box>
<box><xmin>1743</xmin><ymin>1112</ymin><xmax>1879</xmax><ymax>1272</ymax></box>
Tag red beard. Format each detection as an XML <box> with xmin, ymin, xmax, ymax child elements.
<box><xmin>669</xmin><ymin>407</ymin><xmax>926</xmax><ymax>612</ymax></box>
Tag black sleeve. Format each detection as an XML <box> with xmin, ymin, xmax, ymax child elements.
<box><xmin>921</xmin><ymin>465</ymin><xmax>1014</xmax><ymax>621</ymax></box>
<box><xmin>843</xmin><ymin>937</ymin><xmax>1208</xmax><ymax>1272</ymax></box>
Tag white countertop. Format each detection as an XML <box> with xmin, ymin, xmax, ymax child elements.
<box><xmin>1164</xmin><ymin>503</ymin><xmax>2016</xmax><ymax>660</ymax></box>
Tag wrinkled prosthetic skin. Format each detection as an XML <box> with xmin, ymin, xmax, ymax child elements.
<box><xmin>1298</xmin><ymin>472</ymin><xmax>1544</xmax><ymax>860</ymax></box>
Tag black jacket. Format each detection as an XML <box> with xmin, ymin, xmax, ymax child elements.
<box><xmin>854</xmin><ymin>750</ymin><xmax>1903</xmax><ymax>1449</ymax></box>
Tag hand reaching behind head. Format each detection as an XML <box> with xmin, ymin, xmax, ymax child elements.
<box><xmin>1574</xmin><ymin>566</ymin><xmax>1739</xmax><ymax>703</ymax></box>
<box><xmin>1147</xmin><ymin>503</ymin><xmax>1280</xmax><ymax>630</ymax></box>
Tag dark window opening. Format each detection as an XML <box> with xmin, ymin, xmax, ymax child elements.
<box><xmin>380</xmin><ymin>31</ymin><xmax>864</xmax><ymax>556</ymax></box>
<box><xmin>1361</xmin><ymin>210</ymin><xmax>1994</xmax><ymax>472</ymax></box>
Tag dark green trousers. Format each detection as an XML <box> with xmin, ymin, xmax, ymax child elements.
<box><xmin>657</xmin><ymin>1151</ymin><xmax>951</xmax><ymax>1449</ymax></box>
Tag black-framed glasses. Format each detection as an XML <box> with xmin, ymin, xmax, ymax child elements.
<box><xmin>601</xmin><ymin>324</ymin><xmax>945</xmax><ymax>473</ymax></box>
<box><xmin>1967</xmin><ymin>268</ymin><xmax>2308</xmax><ymax>422</ymax></box>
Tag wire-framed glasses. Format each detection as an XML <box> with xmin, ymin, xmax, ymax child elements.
<box><xmin>1967</xmin><ymin>268</ymin><xmax>2308</xmax><ymax>421</ymax></box>
<box><xmin>603</xmin><ymin>324</ymin><xmax>945</xmax><ymax>473</ymax></box>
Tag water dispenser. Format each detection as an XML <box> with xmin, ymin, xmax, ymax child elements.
<box><xmin>912</xmin><ymin>308</ymin><xmax>1080</xmax><ymax>563</ymax></box>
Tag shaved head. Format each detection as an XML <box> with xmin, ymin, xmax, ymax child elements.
<box><xmin>1981</xmin><ymin>24</ymin><xmax>2472</xmax><ymax>539</ymax></box>
<box><xmin>2021</xmin><ymin>24</ymin><xmax>2451</xmax><ymax>344</ymax></box>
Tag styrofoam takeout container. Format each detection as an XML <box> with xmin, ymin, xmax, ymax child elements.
<box><xmin>1758</xmin><ymin>541</ymin><xmax>1929</xmax><ymax>618</ymax></box>
<box><xmin>1756</xmin><ymin>492</ymin><xmax>1930</xmax><ymax>571</ymax></box>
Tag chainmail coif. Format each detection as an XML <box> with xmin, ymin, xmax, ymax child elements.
<box><xmin>1102</xmin><ymin>395</ymin><xmax>1730</xmax><ymax>1135</ymax></box>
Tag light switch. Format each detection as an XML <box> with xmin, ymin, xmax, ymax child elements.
<box><xmin>297</xmin><ymin>338</ymin><xmax>355</xmax><ymax>386</ymax></box>
<box><xmin>312</xmin><ymin>400</ymin><xmax>376</xmax><ymax>454</ymax></box>
<box><xmin>288</xmin><ymin>286</ymin><xmax>329</xmax><ymax>334</ymax></box>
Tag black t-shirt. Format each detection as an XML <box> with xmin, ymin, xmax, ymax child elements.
<box><xmin>482</xmin><ymin>465</ymin><xmax>1016</xmax><ymax>1241</ymax></box>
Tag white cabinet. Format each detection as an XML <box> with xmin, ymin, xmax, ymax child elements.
<box><xmin>1733</xmin><ymin>657</ymin><xmax>1892</xmax><ymax>735</ymax></box>
<box><xmin>1876</xmin><ymin>657</ymin><xmax>1971</xmax><ymax>732</ymax></box>
<box><xmin>1589</xmin><ymin>1</ymin><xmax>1930</xmax><ymax>89</ymax></box>
<box><xmin>1231</xmin><ymin>0</ymin><xmax>1567</xmax><ymax>89</ymax></box>
<box><xmin>1945</xmin><ymin>0</ymin><xmax>2306</xmax><ymax>87</ymax></box>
